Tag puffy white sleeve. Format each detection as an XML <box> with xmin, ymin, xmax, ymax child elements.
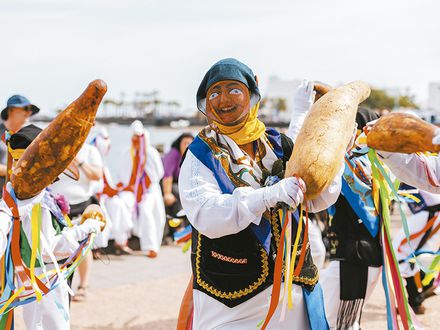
<box><xmin>0</xmin><ymin>209</ymin><xmax>12</xmax><ymax>258</ymax></box>
<box><xmin>286</xmin><ymin>109</ymin><xmax>308</xmax><ymax>144</ymax></box>
<box><xmin>379</xmin><ymin>152</ymin><xmax>440</xmax><ymax>194</ymax></box>
<box><xmin>146</xmin><ymin>147</ymin><xmax>164</xmax><ymax>183</ymax></box>
<box><xmin>179</xmin><ymin>150</ymin><xmax>267</xmax><ymax>239</ymax></box>
<box><xmin>306</xmin><ymin>163</ymin><xmax>343</xmax><ymax>212</ymax></box>
<box><xmin>16</xmin><ymin>191</ymin><xmax>79</xmax><ymax>261</ymax></box>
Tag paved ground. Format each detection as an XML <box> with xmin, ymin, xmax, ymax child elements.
<box><xmin>13</xmin><ymin>212</ymin><xmax>440</xmax><ymax>329</ymax></box>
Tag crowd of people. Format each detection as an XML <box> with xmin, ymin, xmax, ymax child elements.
<box><xmin>0</xmin><ymin>58</ymin><xmax>440</xmax><ymax>330</ymax></box>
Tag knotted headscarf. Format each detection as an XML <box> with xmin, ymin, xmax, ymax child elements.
<box><xmin>196</xmin><ymin>58</ymin><xmax>266</xmax><ymax>145</ymax></box>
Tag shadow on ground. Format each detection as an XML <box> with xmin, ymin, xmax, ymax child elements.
<box><xmin>74</xmin><ymin>318</ymin><xmax>176</xmax><ymax>330</ymax></box>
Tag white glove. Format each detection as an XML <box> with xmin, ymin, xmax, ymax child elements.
<box><xmin>287</xmin><ymin>80</ymin><xmax>316</xmax><ymax>142</ymax></box>
<box><xmin>294</xmin><ymin>80</ymin><xmax>315</xmax><ymax>114</ymax></box>
<box><xmin>433</xmin><ymin>128</ymin><xmax>440</xmax><ymax>145</ymax></box>
<box><xmin>63</xmin><ymin>218</ymin><xmax>105</xmax><ymax>242</ymax></box>
<box><xmin>263</xmin><ymin>177</ymin><xmax>305</xmax><ymax>209</ymax></box>
<box><xmin>346</xmin><ymin>123</ymin><xmax>358</xmax><ymax>152</ymax></box>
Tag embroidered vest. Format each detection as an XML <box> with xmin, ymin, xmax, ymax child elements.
<box><xmin>189</xmin><ymin>128</ymin><xmax>318</xmax><ymax>307</ymax></box>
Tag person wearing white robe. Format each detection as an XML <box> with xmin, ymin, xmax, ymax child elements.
<box><xmin>119</xmin><ymin>121</ymin><xmax>166</xmax><ymax>257</ymax></box>
<box><xmin>91</xmin><ymin>128</ymin><xmax>133</xmax><ymax>252</ymax></box>
<box><xmin>289</xmin><ymin>84</ymin><xmax>382</xmax><ymax>329</ymax></box>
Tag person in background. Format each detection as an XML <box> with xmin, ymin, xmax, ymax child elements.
<box><xmin>0</xmin><ymin>125</ymin><xmax>104</xmax><ymax>329</ymax></box>
<box><xmin>162</xmin><ymin>133</ymin><xmax>194</xmax><ymax>242</ymax></box>
<box><xmin>119</xmin><ymin>121</ymin><xmax>166</xmax><ymax>258</ymax></box>
<box><xmin>91</xmin><ymin>127</ymin><xmax>134</xmax><ymax>254</ymax></box>
<box><xmin>50</xmin><ymin>140</ymin><xmax>104</xmax><ymax>302</ymax></box>
<box><xmin>0</xmin><ymin>95</ymin><xmax>40</xmax><ymax>196</ymax></box>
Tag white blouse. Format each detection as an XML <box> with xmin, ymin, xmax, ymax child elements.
<box><xmin>380</xmin><ymin>152</ymin><xmax>440</xmax><ymax>194</ymax></box>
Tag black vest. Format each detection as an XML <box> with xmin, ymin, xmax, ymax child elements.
<box><xmin>328</xmin><ymin>194</ymin><xmax>382</xmax><ymax>267</ymax></box>
<box><xmin>191</xmin><ymin>134</ymin><xmax>318</xmax><ymax>307</ymax></box>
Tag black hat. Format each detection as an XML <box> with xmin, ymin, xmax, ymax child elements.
<box><xmin>9</xmin><ymin>124</ymin><xmax>42</xmax><ymax>150</ymax></box>
<box><xmin>1</xmin><ymin>95</ymin><xmax>40</xmax><ymax>121</ymax></box>
<box><xmin>356</xmin><ymin>107</ymin><xmax>380</xmax><ymax>130</ymax></box>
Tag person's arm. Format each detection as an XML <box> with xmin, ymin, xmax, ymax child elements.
<box><xmin>179</xmin><ymin>151</ymin><xmax>304</xmax><ymax>239</ymax></box>
<box><xmin>76</xmin><ymin>146</ymin><xmax>104</xmax><ymax>181</ymax></box>
<box><xmin>379</xmin><ymin>152</ymin><xmax>440</xmax><ymax>194</ymax></box>
<box><xmin>162</xmin><ymin>176</ymin><xmax>176</xmax><ymax>206</ymax></box>
<box><xmin>77</xmin><ymin>162</ymin><xmax>103</xmax><ymax>180</ymax></box>
<box><xmin>0</xmin><ymin>164</ymin><xmax>7</xmax><ymax>176</ymax></box>
<box><xmin>16</xmin><ymin>189</ymin><xmax>104</xmax><ymax>260</ymax></box>
<box><xmin>286</xmin><ymin>80</ymin><xmax>315</xmax><ymax>143</ymax></box>
<box><xmin>147</xmin><ymin>148</ymin><xmax>164</xmax><ymax>182</ymax></box>
<box><xmin>0</xmin><ymin>210</ymin><xmax>12</xmax><ymax>258</ymax></box>
<box><xmin>306</xmin><ymin>163</ymin><xmax>343</xmax><ymax>212</ymax></box>
<box><xmin>162</xmin><ymin>149</ymin><xmax>179</xmax><ymax>204</ymax></box>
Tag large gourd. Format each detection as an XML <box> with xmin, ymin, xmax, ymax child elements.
<box><xmin>285</xmin><ymin>81</ymin><xmax>370</xmax><ymax>199</ymax></box>
<box><xmin>367</xmin><ymin>112</ymin><xmax>440</xmax><ymax>153</ymax></box>
<box><xmin>11</xmin><ymin>79</ymin><xmax>107</xmax><ymax>199</ymax></box>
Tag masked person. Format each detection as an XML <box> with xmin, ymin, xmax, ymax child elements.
<box><xmin>90</xmin><ymin>127</ymin><xmax>133</xmax><ymax>254</ymax></box>
<box><xmin>288</xmin><ymin>83</ymin><xmax>383</xmax><ymax>329</ymax></box>
<box><xmin>119</xmin><ymin>121</ymin><xmax>166</xmax><ymax>258</ymax></box>
<box><xmin>179</xmin><ymin>58</ymin><xmax>342</xmax><ymax>329</ymax></box>
<box><xmin>0</xmin><ymin>125</ymin><xmax>104</xmax><ymax>329</ymax></box>
<box><xmin>0</xmin><ymin>95</ymin><xmax>40</xmax><ymax>196</ymax></box>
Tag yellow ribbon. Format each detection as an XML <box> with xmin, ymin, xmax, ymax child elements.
<box><xmin>7</xmin><ymin>146</ymin><xmax>25</xmax><ymax>161</ymax></box>
<box><xmin>288</xmin><ymin>205</ymin><xmax>303</xmax><ymax>309</ymax></box>
<box><xmin>30</xmin><ymin>203</ymin><xmax>43</xmax><ymax>302</ymax></box>
<box><xmin>212</xmin><ymin>102</ymin><xmax>266</xmax><ymax>145</ymax></box>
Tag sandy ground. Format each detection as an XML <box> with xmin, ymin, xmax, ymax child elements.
<box><xmin>13</xmin><ymin>214</ymin><xmax>440</xmax><ymax>329</ymax></box>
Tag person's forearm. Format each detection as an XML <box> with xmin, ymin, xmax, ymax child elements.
<box><xmin>162</xmin><ymin>176</ymin><xmax>173</xmax><ymax>195</ymax></box>
<box><xmin>80</xmin><ymin>163</ymin><xmax>103</xmax><ymax>180</ymax></box>
<box><xmin>0</xmin><ymin>164</ymin><xmax>7</xmax><ymax>176</ymax></box>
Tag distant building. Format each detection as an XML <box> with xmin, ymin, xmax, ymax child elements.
<box><xmin>428</xmin><ymin>82</ymin><xmax>440</xmax><ymax>113</ymax></box>
<box><xmin>261</xmin><ymin>76</ymin><xmax>301</xmax><ymax>122</ymax></box>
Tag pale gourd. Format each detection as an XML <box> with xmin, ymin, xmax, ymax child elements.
<box><xmin>286</xmin><ymin>81</ymin><xmax>371</xmax><ymax>199</ymax></box>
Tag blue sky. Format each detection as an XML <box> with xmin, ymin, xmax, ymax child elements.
<box><xmin>0</xmin><ymin>0</ymin><xmax>438</xmax><ymax>114</ymax></box>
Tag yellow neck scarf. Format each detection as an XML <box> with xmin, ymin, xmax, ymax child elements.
<box><xmin>212</xmin><ymin>102</ymin><xmax>266</xmax><ymax>145</ymax></box>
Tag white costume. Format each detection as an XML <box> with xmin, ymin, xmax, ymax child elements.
<box><xmin>380</xmin><ymin>152</ymin><xmax>440</xmax><ymax>194</ymax></box>
<box><xmin>50</xmin><ymin>144</ymin><xmax>103</xmax><ymax>206</ymax></box>
<box><xmin>393</xmin><ymin>190</ymin><xmax>440</xmax><ymax>277</ymax></box>
<box><xmin>50</xmin><ymin>143</ymin><xmax>108</xmax><ymax>249</ymax></box>
<box><xmin>119</xmin><ymin>121</ymin><xmax>166</xmax><ymax>253</ymax></box>
<box><xmin>179</xmin><ymin>134</ymin><xmax>342</xmax><ymax>329</ymax></box>
<box><xmin>0</xmin><ymin>185</ymin><xmax>102</xmax><ymax>329</ymax></box>
<box><xmin>92</xmin><ymin>128</ymin><xmax>133</xmax><ymax>246</ymax></box>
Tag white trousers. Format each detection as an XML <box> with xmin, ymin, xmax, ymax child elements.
<box><xmin>21</xmin><ymin>275</ymin><xmax>70</xmax><ymax>329</ymax></box>
<box><xmin>193</xmin><ymin>284</ymin><xmax>309</xmax><ymax>330</ymax></box>
<box><xmin>103</xmin><ymin>195</ymin><xmax>133</xmax><ymax>245</ymax></box>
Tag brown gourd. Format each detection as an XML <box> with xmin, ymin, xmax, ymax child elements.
<box><xmin>285</xmin><ymin>81</ymin><xmax>371</xmax><ymax>199</ymax></box>
<box><xmin>367</xmin><ymin>112</ymin><xmax>440</xmax><ymax>154</ymax></box>
<box><xmin>11</xmin><ymin>79</ymin><xmax>107</xmax><ymax>199</ymax></box>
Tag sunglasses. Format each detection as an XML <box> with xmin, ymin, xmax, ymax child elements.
<box><xmin>21</xmin><ymin>105</ymin><xmax>33</xmax><ymax>112</ymax></box>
